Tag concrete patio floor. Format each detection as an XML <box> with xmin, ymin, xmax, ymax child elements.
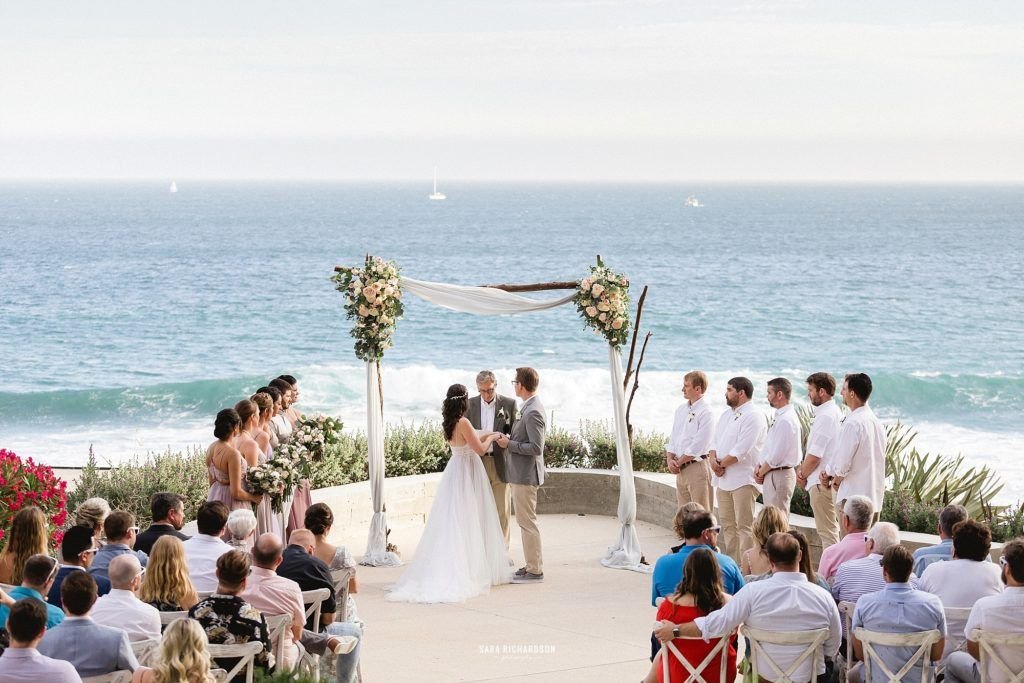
<box><xmin>350</xmin><ymin>513</ymin><xmax>674</xmax><ymax>682</ymax></box>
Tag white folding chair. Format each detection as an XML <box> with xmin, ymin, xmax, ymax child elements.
<box><xmin>942</xmin><ymin>607</ymin><xmax>974</xmax><ymax>656</ymax></box>
<box><xmin>265</xmin><ymin>612</ymin><xmax>294</xmax><ymax>671</ymax></box>
<box><xmin>197</xmin><ymin>590</ymin><xmax>213</xmax><ymax>600</ymax></box>
<box><xmin>743</xmin><ymin>626</ymin><xmax>831</xmax><ymax>683</ymax></box>
<box><xmin>330</xmin><ymin>566</ymin><xmax>355</xmax><ymax>621</ymax></box>
<box><xmin>207</xmin><ymin>641</ymin><xmax>264</xmax><ymax>683</ymax></box>
<box><xmin>295</xmin><ymin>587</ymin><xmax>333</xmax><ymax>682</ymax></box>
<box><xmin>81</xmin><ymin>673</ymin><xmax>133</xmax><ymax>683</ymax></box>
<box><xmin>970</xmin><ymin>628</ymin><xmax>1024</xmax><ymax>683</ymax></box>
<box><xmin>159</xmin><ymin>609</ymin><xmax>189</xmax><ymax>626</ymax></box>
<box><xmin>658</xmin><ymin>631</ymin><xmax>733</xmax><ymax>683</ymax></box>
<box><xmin>854</xmin><ymin>628</ymin><xmax>941</xmax><ymax>683</ymax></box>
<box><xmin>131</xmin><ymin>636</ymin><xmax>162</xmax><ymax>666</ymax></box>
<box><xmin>837</xmin><ymin>600</ymin><xmax>857</xmax><ymax>682</ymax></box>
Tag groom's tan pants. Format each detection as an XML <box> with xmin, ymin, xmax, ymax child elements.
<box><xmin>511</xmin><ymin>483</ymin><xmax>543</xmax><ymax>574</ymax></box>
<box><xmin>482</xmin><ymin>454</ymin><xmax>511</xmax><ymax>547</ymax></box>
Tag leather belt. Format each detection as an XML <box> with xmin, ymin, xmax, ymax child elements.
<box><xmin>765</xmin><ymin>465</ymin><xmax>795</xmax><ymax>473</ymax></box>
<box><xmin>679</xmin><ymin>455</ymin><xmax>709</xmax><ymax>469</ymax></box>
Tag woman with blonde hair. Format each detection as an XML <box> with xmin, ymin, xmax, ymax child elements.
<box><xmin>0</xmin><ymin>506</ymin><xmax>49</xmax><ymax>584</ymax></box>
<box><xmin>139</xmin><ymin>535</ymin><xmax>199</xmax><ymax>612</ymax></box>
<box><xmin>74</xmin><ymin>497</ymin><xmax>111</xmax><ymax>549</ymax></box>
<box><xmin>741</xmin><ymin>505</ymin><xmax>789</xmax><ymax>576</ymax></box>
<box><xmin>132</xmin><ymin>617</ymin><xmax>215</xmax><ymax>683</ymax></box>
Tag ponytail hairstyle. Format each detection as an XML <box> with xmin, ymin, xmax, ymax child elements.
<box><xmin>234</xmin><ymin>399</ymin><xmax>258</xmax><ymax>427</ymax></box>
<box><xmin>442</xmin><ymin>384</ymin><xmax>469</xmax><ymax>441</ymax></box>
<box><xmin>214</xmin><ymin>408</ymin><xmax>242</xmax><ymax>440</ymax></box>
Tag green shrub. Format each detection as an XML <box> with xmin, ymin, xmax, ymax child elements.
<box><xmin>70</xmin><ymin>446</ymin><xmax>209</xmax><ymax>528</ymax></box>
<box><xmin>544</xmin><ymin>425</ymin><xmax>589</xmax><ymax>468</ymax></box>
<box><xmin>882</xmin><ymin>490</ymin><xmax>941</xmax><ymax>534</ymax></box>
<box><xmin>790</xmin><ymin>486</ymin><xmax>813</xmax><ymax>518</ymax></box>
<box><xmin>383</xmin><ymin>422</ymin><xmax>449</xmax><ymax>478</ymax></box>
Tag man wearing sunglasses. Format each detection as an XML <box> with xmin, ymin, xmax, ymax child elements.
<box><xmin>47</xmin><ymin>525</ymin><xmax>111</xmax><ymax>610</ymax></box>
<box><xmin>0</xmin><ymin>554</ymin><xmax>65</xmax><ymax>628</ymax></box>
<box><xmin>90</xmin><ymin>511</ymin><xmax>148</xmax><ymax>581</ymax></box>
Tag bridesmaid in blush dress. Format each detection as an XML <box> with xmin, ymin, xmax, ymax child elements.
<box><xmin>273</xmin><ymin>376</ymin><xmax>311</xmax><ymax>536</ymax></box>
<box><xmin>206</xmin><ymin>409</ymin><xmax>262</xmax><ymax>521</ymax></box>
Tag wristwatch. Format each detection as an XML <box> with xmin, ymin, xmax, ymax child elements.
<box><xmin>672</xmin><ymin>626</ymin><xmax>681</xmax><ymax>638</ymax></box>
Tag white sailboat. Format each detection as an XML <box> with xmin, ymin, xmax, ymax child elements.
<box><xmin>685</xmin><ymin>195</ymin><xmax>702</xmax><ymax>207</ymax></box>
<box><xmin>169</xmin><ymin>181</ymin><xmax>178</xmax><ymax>193</ymax></box>
<box><xmin>429</xmin><ymin>167</ymin><xmax>446</xmax><ymax>200</ymax></box>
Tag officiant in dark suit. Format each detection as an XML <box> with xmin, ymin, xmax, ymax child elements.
<box><xmin>467</xmin><ymin>370</ymin><xmax>518</xmax><ymax>547</ymax></box>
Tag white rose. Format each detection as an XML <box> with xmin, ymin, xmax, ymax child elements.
<box><xmin>585</xmin><ymin>306</ymin><xmax>598</xmax><ymax>318</ymax></box>
<box><xmin>599</xmin><ymin>312</ymin><xmax>607</xmax><ymax>322</ymax></box>
<box><xmin>580</xmin><ymin>278</ymin><xmax>592</xmax><ymax>292</ymax></box>
<box><xmin>597</xmin><ymin>302</ymin><xmax>610</xmax><ymax>312</ymax></box>
<box><xmin>611</xmin><ymin>318</ymin><xmax>624</xmax><ymax>330</ymax></box>
<box><xmin>591</xmin><ymin>283</ymin><xmax>604</xmax><ymax>297</ymax></box>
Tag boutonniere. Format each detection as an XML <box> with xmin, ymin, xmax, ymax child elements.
<box><xmin>687</xmin><ymin>412</ymin><xmax>696</xmax><ymax>423</ymax></box>
<box><xmin>733</xmin><ymin>412</ymin><xmax>741</xmax><ymax>422</ymax></box>
<box><xmin>497</xmin><ymin>407</ymin><xmax>509</xmax><ymax>421</ymax></box>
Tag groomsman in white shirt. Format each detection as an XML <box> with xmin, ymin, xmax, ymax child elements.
<box><xmin>664</xmin><ymin>371</ymin><xmax>716</xmax><ymax>510</ymax></box>
<box><xmin>754</xmin><ymin>378</ymin><xmax>801</xmax><ymax>515</ymax></box>
<box><xmin>710</xmin><ymin>377</ymin><xmax>767</xmax><ymax>563</ymax></box>
<box><xmin>825</xmin><ymin>373</ymin><xmax>886</xmax><ymax>522</ymax></box>
<box><xmin>797</xmin><ymin>372</ymin><xmax>842</xmax><ymax>549</ymax></box>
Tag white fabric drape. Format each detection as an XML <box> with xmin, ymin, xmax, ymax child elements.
<box><xmin>400</xmin><ymin>277</ymin><xmax>576</xmax><ymax>315</ymax></box>
<box><xmin>361</xmin><ymin>361</ymin><xmax>401</xmax><ymax>566</ymax></box>
<box><xmin>600</xmin><ymin>345</ymin><xmax>649</xmax><ymax>572</ymax></box>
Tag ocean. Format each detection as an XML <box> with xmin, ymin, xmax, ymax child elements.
<box><xmin>2</xmin><ymin>182</ymin><xmax>1022</xmax><ymax>501</ymax></box>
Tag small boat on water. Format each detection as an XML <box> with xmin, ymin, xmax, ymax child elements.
<box><xmin>685</xmin><ymin>195</ymin><xmax>702</xmax><ymax>207</ymax></box>
<box><xmin>429</xmin><ymin>167</ymin><xmax>446</xmax><ymax>200</ymax></box>
<box><xmin>169</xmin><ymin>181</ymin><xmax>178</xmax><ymax>193</ymax></box>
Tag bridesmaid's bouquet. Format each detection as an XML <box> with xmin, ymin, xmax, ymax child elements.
<box><xmin>274</xmin><ymin>440</ymin><xmax>313</xmax><ymax>479</ymax></box>
<box><xmin>246</xmin><ymin>456</ymin><xmax>301</xmax><ymax>513</ymax></box>
<box><xmin>292</xmin><ymin>414</ymin><xmax>344</xmax><ymax>462</ymax></box>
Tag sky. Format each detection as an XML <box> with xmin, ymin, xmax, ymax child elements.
<box><xmin>1</xmin><ymin>1</ymin><xmax>1023</xmax><ymax>181</ymax></box>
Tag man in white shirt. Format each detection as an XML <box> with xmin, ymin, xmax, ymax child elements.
<box><xmin>797</xmin><ymin>372</ymin><xmax>842</xmax><ymax>549</ymax></box>
<box><xmin>824</xmin><ymin>373</ymin><xmax>885</xmax><ymax>516</ymax></box>
<box><xmin>182</xmin><ymin>500</ymin><xmax>233</xmax><ymax>593</ymax></box>
<box><xmin>663</xmin><ymin>532</ymin><xmax>841</xmax><ymax>683</ymax></box>
<box><xmin>918</xmin><ymin>520</ymin><xmax>1003</xmax><ymax>657</ymax></box>
<box><xmin>945</xmin><ymin>539</ymin><xmax>1024</xmax><ymax>683</ymax></box>
<box><xmin>0</xmin><ymin>598</ymin><xmax>82</xmax><ymax>683</ymax></box>
<box><xmin>754</xmin><ymin>377</ymin><xmax>802</xmax><ymax>515</ymax></box>
<box><xmin>710</xmin><ymin>376</ymin><xmax>767</xmax><ymax>563</ymax></box>
<box><xmin>665</xmin><ymin>370</ymin><xmax>716</xmax><ymax>510</ymax></box>
<box><xmin>90</xmin><ymin>554</ymin><xmax>161</xmax><ymax>642</ymax></box>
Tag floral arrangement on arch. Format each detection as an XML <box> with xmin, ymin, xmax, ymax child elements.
<box><xmin>0</xmin><ymin>449</ymin><xmax>69</xmax><ymax>548</ymax></box>
<box><xmin>331</xmin><ymin>256</ymin><xmax>404</xmax><ymax>362</ymax></box>
<box><xmin>575</xmin><ymin>259</ymin><xmax>631</xmax><ymax>348</ymax></box>
<box><xmin>246</xmin><ymin>454</ymin><xmax>302</xmax><ymax>514</ymax></box>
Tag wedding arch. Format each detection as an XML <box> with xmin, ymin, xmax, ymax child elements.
<box><xmin>331</xmin><ymin>255</ymin><xmax>650</xmax><ymax>573</ymax></box>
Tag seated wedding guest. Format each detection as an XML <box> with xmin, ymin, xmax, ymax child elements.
<box><xmin>644</xmin><ymin>548</ymin><xmax>737</xmax><ymax>683</ymax></box>
<box><xmin>226</xmin><ymin>508</ymin><xmax>258</xmax><ymax>551</ymax></box>
<box><xmin>133</xmin><ymin>492</ymin><xmax>190</xmax><ymax>555</ymax></box>
<box><xmin>182</xmin><ymin>500</ymin><xmax>233</xmax><ymax>593</ymax></box>
<box><xmin>664</xmin><ymin>533</ymin><xmax>842</xmax><ymax>683</ymax></box>
<box><xmin>241</xmin><ymin>534</ymin><xmax>357</xmax><ymax>673</ymax></box>
<box><xmin>48</xmin><ymin>525</ymin><xmax>111</xmax><ymax>609</ymax></box>
<box><xmin>0</xmin><ymin>506</ymin><xmax>49</xmax><ymax>585</ymax></box>
<box><xmin>818</xmin><ymin>495</ymin><xmax>874</xmax><ymax>582</ymax></box>
<box><xmin>132</xmin><ymin>617</ymin><xmax>215</xmax><ymax>683</ymax></box>
<box><xmin>0</xmin><ymin>555</ymin><xmax>64</xmax><ymax>629</ymax></box>
<box><xmin>90</xmin><ymin>510</ymin><xmax>148</xmax><ymax>579</ymax></box>
<box><xmin>73</xmin><ymin>497</ymin><xmax>111</xmax><ymax>550</ymax></box>
<box><xmin>652</xmin><ymin>510</ymin><xmax>745</xmax><ymax>606</ymax></box>
<box><xmin>138</xmin><ymin>535</ymin><xmax>199</xmax><ymax>613</ymax></box>
<box><xmin>0</xmin><ymin>598</ymin><xmax>81</xmax><ymax>683</ymax></box>
<box><xmin>38</xmin><ymin>571</ymin><xmax>139</xmax><ymax>677</ymax></box>
<box><xmin>91</xmin><ymin>555</ymin><xmax>161</xmax><ymax>642</ymax></box>
<box><xmin>277</xmin><ymin>530</ymin><xmax>363</xmax><ymax>683</ymax></box>
<box><xmin>206</xmin><ymin>408</ymin><xmax>262</xmax><ymax>516</ymax></box>
<box><xmin>189</xmin><ymin>551</ymin><xmax>273</xmax><ymax>681</ymax></box>
<box><xmin>748</xmin><ymin>530</ymin><xmax>832</xmax><ymax>592</ymax></box>
<box><xmin>742</xmin><ymin>505</ymin><xmax>790</xmax><ymax>577</ymax></box>
<box><xmin>850</xmin><ymin>545</ymin><xmax>945</xmax><ymax>683</ymax></box>
<box><xmin>945</xmin><ymin>539</ymin><xmax>1024</xmax><ymax>683</ymax></box>
<box><xmin>912</xmin><ymin>504</ymin><xmax>968</xmax><ymax>577</ymax></box>
<box><xmin>919</xmin><ymin>520</ymin><xmax>1003</xmax><ymax>657</ymax></box>
<box><xmin>833</xmin><ymin>523</ymin><xmax>911</xmax><ymax>609</ymax></box>
<box><xmin>307</xmin><ymin>503</ymin><xmax>361</xmax><ymax>625</ymax></box>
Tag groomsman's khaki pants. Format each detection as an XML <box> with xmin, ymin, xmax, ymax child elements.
<box><xmin>716</xmin><ymin>484</ymin><xmax>757</xmax><ymax>564</ymax></box>
<box><xmin>675</xmin><ymin>458</ymin><xmax>713</xmax><ymax>511</ymax></box>
<box><xmin>809</xmin><ymin>483</ymin><xmax>840</xmax><ymax>549</ymax></box>
<box><xmin>482</xmin><ymin>454</ymin><xmax>511</xmax><ymax>548</ymax></box>
<box><xmin>511</xmin><ymin>483</ymin><xmax>543</xmax><ymax>574</ymax></box>
<box><xmin>762</xmin><ymin>468</ymin><xmax>797</xmax><ymax>516</ymax></box>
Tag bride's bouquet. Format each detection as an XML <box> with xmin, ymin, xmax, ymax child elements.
<box><xmin>292</xmin><ymin>414</ymin><xmax>344</xmax><ymax>464</ymax></box>
<box><xmin>246</xmin><ymin>456</ymin><xmax>301</xmax><ymax>513</ymax></box>
<box><xmin>575</xmin><ymin>258</ymin><xmax>631</xmax><ymax>348</ymax></box>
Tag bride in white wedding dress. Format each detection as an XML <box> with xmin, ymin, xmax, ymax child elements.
<box><xmin>386</xmin><ymin>383</ymin><xmax>513</xmax><ymax>603</ymax></box>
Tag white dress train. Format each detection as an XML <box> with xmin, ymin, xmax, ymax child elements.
<box><xmin>386</xmin><ymin>439</ymin><xmax>511</xmax><ymax>603</ymax></box>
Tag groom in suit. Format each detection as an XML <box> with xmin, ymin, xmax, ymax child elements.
<box><xmin>467</xmin><ymin>370</ymin><xmax>518</xmax><ymax>547</ymax></box>
<box><xmin>496</xmin><ymin>367</ymin><xmax>547</xmax><ymax>583</ymax></box>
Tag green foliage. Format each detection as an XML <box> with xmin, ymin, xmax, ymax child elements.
<box><xmin>254</xmin><ymin>670</ymin><xmax>319</xmax><ymax>683</ymax></box>
<box><xmin>543</xmin><ymin>420</ymin><xmax>665</xmax><ymax>471</ymax></box>
<box><xmin>308</xmin><ymin>422</ymin><xmax>449</xmax><ymax>488</ymax></box>
<box><xmin>69</xmin><ymin>446</ymin><xmax>209</xmax><ymax>528</ymax></box>
<box><xmin>987</xmin><ymin>500</ymin><xmax>1024</xmax><ymax>543</ymax></box>
<box><xmin>543</xmin><ymin>425</ymin><xmax>589</xmax><ymax>469</ymax></box>
<box><xmin>790</xmin><ymin>485</ymin><xmax>814</xmax><ymax>518</ymax></box>
<box><xmin>882</xmin><ymin>490</ymin><xmax>941</xmax><ymax>535</ymax></box>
